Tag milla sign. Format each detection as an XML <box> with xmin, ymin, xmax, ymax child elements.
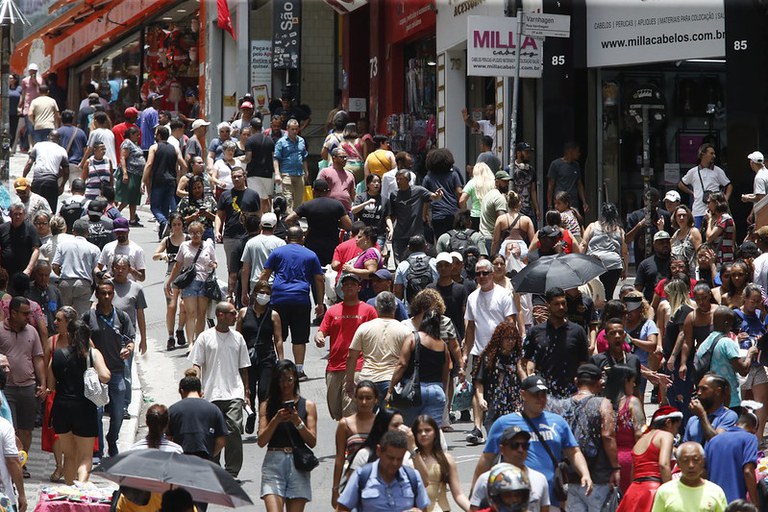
<box><xmin>467</xmin><ymin>15</ymin><xmax>543</xmax><ymax>78</ymax></box>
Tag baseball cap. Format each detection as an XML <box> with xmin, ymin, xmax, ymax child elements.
<box><xmin>500</xmin><ymin>426</ymin><xmax>531</xmax><ymax>445</ymax></box>
<box><xmin>664</xmin><ymin>190</ymin><xmax>681</xmax><ymax>203</ymax></box>
<box><xmin>576</xmin><ymin>363</ymin><xmax>602</xmax><ymax>380</ymax></box>
<box><xmin>261</xmin><ymin>212</ymin><xmax>277</xmax><ymax>228</ymax></box>
<box><xmin>87</xmin><ymin>92</ymin><xmax>100</xmax><ymax>101</ymax></box>
<box><xmin>113</xmin><ymin>217</ymin><xmax>130</xmax><ymax>233</ymax></box>
<box><xmin>494</xmin><ymin>170</ymin><xmax>512</xmax><ymax>181</ymax></box>
<box><xmin>435</xmin><ymin>252</ymin><xmax>453</xmax><ymax>265</ymax></box>
<box><xmin>13</xmin><ymin>177</ymin><xmax>29</xmax><ymax>190</ymax></box>
<box><xmin>28</xmin><ymin>63</ymin><xmax>38</xmax><ymax>71</ymax></box>
<box><xmin>312</xmin><ymin>179</ymin><xmax>330</xmax><ymax>192</ymax></box>
<box><xmin>738</xmin><ymin>240</ymin><xmax>760</xmax><ymax>258</ymax></box>
<box><xmin>538</xmin><ymin>226</ymin><xmax>561</xmax><ymax>238</ymax></box>
<box><xmin>191</xmin><ymin>119</ymin><xmax>211</xmax><ymax>130</ymax></box>
<box><xmin>340</xmin><ymin>273</ymin><xmax>361</xmax><ymax>284</ymax></box>
<box><xmin>521</xmin><ymin>375</ymin><xmax>548</xmax><ymax>393</ymax></box>
<box><xmin>124</xmin><ymin>107</ymin><xmax>139</xmax><ymax>119</ymax></box>
<box><xmin>748</xmin><ymin>151</ymin><xmax>764</xmax><ymax>164</ymax></box>
<box><xmin>217</xmin><ymin>122</ymin><xmax>232</xmax><ymax>131</ymax></box>
<box><xmin>241</xmin><ymin>101</ymin><xmax>254</xmax><ymax>110</ymax></box>
<box><xmin>372</xmin><ymin>269</ymin><xmax>393</xmax><ymax>280</ymax></box>
<box><xmin>653</xmin><ymin>230</ymin><xmax>671</xmax><ymax>242</ymax></box>
<box><xmin>516</xmin><ymin>142</ymin><xmax>534</xmax><ymax>151</ymax></box>
<box><xmin>87</xmin><ymin>198</ymin><xmax>107</xmax><ymax>215</ymax></box>
<box><xmin>449</xmin><ymin>251</ymin><xmax>463</xmax><ymax>262</ymax></box>
<box><xmin>147</xmin><ymin>92</ymin><xmax>164</xmax><ymax>102</ymax></box>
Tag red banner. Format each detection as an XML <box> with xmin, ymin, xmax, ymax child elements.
<box><xmin>217</xmin><ymin>0</ymin><xmax>236</xmax><ymax>40</ymax></box>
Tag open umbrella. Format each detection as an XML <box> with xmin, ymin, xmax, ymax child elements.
<box><xmin>94</xmin><ymin>450</ymin><xmax>252</xmax><ymax>507</ymax></box>
<box><xmin>510</xmin><ymin>253</ymin><xmax>607</xmax><ymax>294</ymax></box>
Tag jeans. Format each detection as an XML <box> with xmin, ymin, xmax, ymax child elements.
<box><xmin>566</xmin><ymin>482</ymin><xmax>612</xmax><ymax>512</ymax></box>
<box><xmin>97</xmin><ymin>371</ymin><xmax>127</xmax><ymax>457</ymax></box>
<box><xmin>374</xmin><ymin>381</ymin><xmax>390</xmax><ymax>410</ymax></box>
<box><xmin>123</xmin><ymin>351</ymin><xmax>134</xmax><ymax>412</ymax></box>
<box><xmin>150</xmin><ymin>183</ymin><xmax>177</xmax><ymax>237</ymax></box>
<box><xmin>33</xmin><ymin>128</ymin><xmax>52</xmax><ymax>143</ymax></box>
<box><xmin>403</xmin><ymin>382</ymin><xmax>446</xmax><ymax>427</ymax></box>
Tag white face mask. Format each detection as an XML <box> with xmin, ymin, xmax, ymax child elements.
<box><xmin>255</xmin><ymin>293</ymin><xmax>271</xmax><ymax>305</ymax></box>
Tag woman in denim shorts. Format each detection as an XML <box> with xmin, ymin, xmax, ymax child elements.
<box><xmin>165</xmin><ymin>221</ymin><xmax>217</xmax><ymax>347</ymax></box>
<box><xmin>257</xmin><ymin>359</ymin><xmax>318</xmax><ymax>511</ymax></box>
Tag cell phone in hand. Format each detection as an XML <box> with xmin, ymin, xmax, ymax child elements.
<box><xmin>283</xmin><ymin>400</ymin><xmax>295</xmax><ymax>410</ymax></box>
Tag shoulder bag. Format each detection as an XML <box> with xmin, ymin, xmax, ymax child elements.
<box><xmin>289</xmin><ymin>407</ymin><xmax>319</xmax><ymax>472</ymax></box>
<box><xmin>83</xmin><ymin>348</ymin><xmax>110</xmax><ymax>407</ymax></box>
<box><xmin>203</xmin><ymin>269</ymin><xmax>223</xmax><ymax>302</ymax></box>
<box><xmin>173</xmin><ymin>244</ymin><xmax>203</xmax><ymax>289</ymax></box>
<box><xmin>389</xmin><ymin>330</ymin><xmax>422</xmax><ymax>409</ymax></box>
<box><xmin>522</xmin><ymin>412</ymin><xmax>570</xmax><ymax>502</ymax></box>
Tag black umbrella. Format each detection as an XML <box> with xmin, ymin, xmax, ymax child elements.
<box><xmin>94</xmin><ymin>450</ymin><xmax>252</xmax><ymax>507</ymax></box>
<box><xmin>510</xmin><ymin>253</ymin><xmax>607</xmax><ymax>294</ymax></box>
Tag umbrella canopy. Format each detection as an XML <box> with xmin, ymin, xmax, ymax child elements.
<box><xmin>510</xmin><ymin>253</ymin><xmax>607</xmax><ymax>294</ymax></box>
<box><xmin>94</xmin><ymin>450</ymin><xmax>252</xmax><ymax>508</ymax></box>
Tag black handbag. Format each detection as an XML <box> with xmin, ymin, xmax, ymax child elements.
<box><xmin>289</xmin><ymin>417</ymin><xmax>319</xmax><ymax>472</ymax></box>
<box><xmin>522</xmin><ymin>412</ymin><xmax>571</xmax><ymax>502</ymax></box>
<box><xmin>173</xmin><ymin>245</ymin><xmax>203</xmax><ymax>289</ymax></box>
<box><xmin>203</xmin><ymin>269</ymin><xmax>223</xmax><ymax>301</ymax></box>
<box><xmin>389</xmin><ymin>330</ymin><xmax>422</xmax><ymax>409</ymax></box>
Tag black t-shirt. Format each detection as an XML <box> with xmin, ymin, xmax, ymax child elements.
<box><xmin>167</xmin><ymin>397</ymin><xmax>229</xmax><ymax>459</ymax></box>
<box><xmin>352</xmin><ymin>191</ymin><xmax>385</xmax><ymax>234</ymax></box>
<box><xmin>522</xmin><ymin>320</ymin><xmax>589</xmax><ymax>398</ymax></box>
<box><xmin>386</xmin><ymin>185</ymin><xmax>432</xmax><ymax>240</ymax></box>
<box><xmin>590</xmin><ymin>351</ymin><xmax>642</xmax><ymax>385</ymax></box>
<box><xmin>245</xmin><ymin>133</ymin><xmax>275</xmax><ymax>178</ymax></box>
<box><xmin>82</xmin><ymin>308</ymin><xmax>134</xmax><ymax>373</ymax></box>
<box><xmin>566</xmin><ymin>294</ymin><xmax>597</xmax><ymax>332</ymax></box>
<box><xmin>86</xmin><ymin>217</ymin><xmax>115</xmax><ymax>250</ymax></box>
<box><xmin>151</xmin><ymin>142</ymin><xmax>178</xmax><ymax>187</ymax></box>
<box><xmin>626</xmin><ymin>208</ymin><xmax>672</xmax><ymax>265</ymax></box>
<box><xmin>295</xmin><ymin>197</ymin><xmax>347</xmax><ymax>266</ymax></box>
<box><xmin>635</xmin><ymin>254</ymin><xmax>670</xmax><ymax>302</ymax></box>
<box><xmin>217</xmin><ymin>188</ymin><xmax>261</xmax><ymax>239</ymax></box>
<box><xmin>663</xmin><ymin>304</ymin><xmax>694</xmax><ymax>359</ymax></box>
<box><xmin>427</xmin><ymin>281</ymin><xmax>468</xmax><ymax>339</ymax></box>
<box><xmin>0</xmin><ymin>221</ymin><xmax>41</xmax><ymax>276</ymax></box>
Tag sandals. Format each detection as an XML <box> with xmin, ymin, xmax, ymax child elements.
<box><xmin>50</xmin><ymin>467</ymin><xmax>63</xmax><ymax>482</ymax></box>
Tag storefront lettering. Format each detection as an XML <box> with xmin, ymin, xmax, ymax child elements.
<box><xmin>453</xmin><ymin>0</ymin><xmax>485</xmax><ymax>17</ymax></box>
<box><xmin>472</xmin><ymin>30</ymin><xmax>539</xmax><ymax>50</ymax></box>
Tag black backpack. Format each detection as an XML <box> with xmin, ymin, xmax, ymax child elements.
<box><xmin>405</xmin><ymin>254</ymin><xmax>433</xmax><ymax>303</ymax></box>
<box><xmin>693</xmin><ymin>333</ymin><xmax>724</xmax><ymax>383</ymax></box>
<box><xmin>447</xmin><ymin>229</ymin><xmax>475</xmax><ymax>253</ymax></box>
<box><xmin>60</xmin><ymin>199</ymin><xmax>85</xmax><ymax>232</ymax></box>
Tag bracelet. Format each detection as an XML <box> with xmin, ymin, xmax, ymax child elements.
<box><xmin>296</xmin><ymin>422</ymin><xmax>306</xmax><ymax>430</ymax></box>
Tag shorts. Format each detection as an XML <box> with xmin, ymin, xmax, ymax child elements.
<box><xmin>742</xmin><ymin>365</ymin><xmax>768</xmax><ymax>390</ymax></box>
<box><xmin>52</xmin><ymin>397</ymin><xmax>99</xmax><ymax>437</ymax></box>
<box><xmin>272</xmin><ymin>303</ymin><xmax>311</xmax><ymax>344</ymax></box>
<box><xmin>4</xmin><ymin>385</ymin><xmax>38</xmax><ymax>430</ymax></box>
<box><xmin>181</xmin><ymin>279</ymin><xmax>206</xmax><ymax>298</ymax></box>
<box><xmin>260</xmin><ymin>450</ymin><xmax>312</xmax><ymax>501</ymax></box>
<box><xmin>223</xmin><ymin>237</ymin><xmax>242</xmax><ymax>275</ymax></box>
<box><xmin>248</xmin><ymin>176</ymin><xmax>273</xmax><ymax>199</ymax></box>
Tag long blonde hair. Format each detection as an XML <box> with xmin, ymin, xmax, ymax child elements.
<box><xmin>665</xmin><ymin>277</ymin><xmax>694</xmax><ymax>317</ymax></box>
<box><xmin>469</xmin><ymin>162</ymin><xmax>495</xmax><ymax>203</ymax></box>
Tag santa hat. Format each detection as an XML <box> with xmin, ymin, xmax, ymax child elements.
<box><xmin>652</xmin><ymin>405</ymin><xmax>683</xmax><ymax>424</ymax></box>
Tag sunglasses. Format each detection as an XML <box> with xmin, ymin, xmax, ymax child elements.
<box><xmin>505</xmin><ymin>441</ymin><xmax>530</xmax><ymax>450</ymax></box>
<box><xmin>476</xmin><ymin>271</ymin><xmax>492</xmax><ymax>276</ymax></box>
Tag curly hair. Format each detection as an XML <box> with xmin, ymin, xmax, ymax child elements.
<box><xmin>481</xmin><ymin>321</ymin><xmax>522</xmax><ymax>373</ymax></box>
<box><xmin>409</xmin><ymin>288</ymin><xmax>446</xmax><ymax>316</ymax></box>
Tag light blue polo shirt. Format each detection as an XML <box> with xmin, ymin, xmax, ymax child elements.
<box><xmin>337</xmin><ymin>459</ymin><xmax>430</xmax><ymax>512</ymax></box>
<box><xmin>683</xmin><ymin>405</ymin><xmax>738</xmax><ymax>444</ymax></box>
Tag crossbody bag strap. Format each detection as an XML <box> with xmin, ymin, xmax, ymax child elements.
<box><xmin>191</xmin><ymin>244</ymin><xmax>203</xmax><ymax>264</ymax></box>
<box><xmin>521</xmin><ymin>412</ymin><xmax>559</xmax><ymax>466</ymax></box>
<box><xmin>697</xmin><ymin>166</ymin><xmax>706</xmax><ymax>194</ymax></box>
<box><xmin>412</xmin><ymin>330</ymin><xmax>421</xmax><ymax>368</ymax></box>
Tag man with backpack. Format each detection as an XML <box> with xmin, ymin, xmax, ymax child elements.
<box><xmin>435</xmin><ymin>211</ymin><xmax>488</xmax><ymax>256</ymax></box>
<box><xmin>58</xmin><ymin>178</ymin><xmax>88</xmax><ymax>232</ymax></box>
<box><xmin>336</xmin><ymin>430</ymin><xmax>430</xmax><ymax>512</ymax></box>
<box><xmin>393</xmin><ymin>235</ymin><xmax>437</xmax><ymax>307</ymax></box>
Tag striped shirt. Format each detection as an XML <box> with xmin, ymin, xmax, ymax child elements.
<box><xmin>85</xmin><ymin>157</ymin><xmax>111</xmax><ymax>199</ymax></box>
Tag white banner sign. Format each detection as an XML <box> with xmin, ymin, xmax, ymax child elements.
<box><xmin>522</xmin><ymin>13</ymin><xmax>570</xmax><ymax>38</ymax></box>
<box><xmin>586</xmin><ymin>0</ymin><xmax>725</xmax><ymax>68</ymax></box>
<box><xmin>466</xmin><ymin>16</ymin><xmax>543</xmax><ymax>78</ymax></box>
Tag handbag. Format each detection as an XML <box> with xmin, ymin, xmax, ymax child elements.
<box><xmin>173</xmin><ymin>244</ymin><xmax>203</xmax><ymax>289</ymax></box>
<box><xmin>600</xmin><ymin>486</ymin><xmax>621</xmax><ymax>512</ymax></box>
<box><xmin>203</xmin><ymin>269</ymin><xmax>223</xmax><ymax>301</ymax></box>
<box><xmin>389</xmin><ymin>331</ymin><xmax>422</xmax><ymax>409</ymax></box>
<box><xmin>697</xmin><ymin>166</ymin><xmax>724</xmax><ymax>206</ymax></box>
<box><xmin>522</xmin><ymin>412</ymin><xmax>570</xmax><ymax>502</ymax></box>
<box><xmin>83</xmin><ymin>348</ymin><xmax>110</xmax><ymax>407</ymax></box>
<box><xmin>288</xmin><ymin>405</ymin><xmax>319</xmax><ymax>472</ymax></box>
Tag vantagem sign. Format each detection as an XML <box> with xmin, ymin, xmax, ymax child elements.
<box><xmin>586</xmin><ymin>0</ymin><xmax>725</xmax><ymax>67</ymax></box>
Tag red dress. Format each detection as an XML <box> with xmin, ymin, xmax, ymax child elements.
<box><xmin>616</xmin><ymin>431</ymin><xmax>663</xmax><ymax>512</ymax></box>
<box><xmin>616</xmin><ymin>398</ymin><xmax>636</xmax><ymax>494</ymax></box>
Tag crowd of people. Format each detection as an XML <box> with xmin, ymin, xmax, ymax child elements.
<box><xmin>3</xmin><ymin>70</ymin><xmax>768</xmax><ymax>512</ymax></box>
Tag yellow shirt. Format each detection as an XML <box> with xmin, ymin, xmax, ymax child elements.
<box><xmin>365</xmin><ymin>150</ymin><xmax>394</xmax><ymax>179</ymax></box>
<box><xmin>651</xmin><ymin>479</ymin><xmax>727</xmax><ymax>512</ymax></box>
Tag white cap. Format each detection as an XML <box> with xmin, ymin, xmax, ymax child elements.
<box><xmin>435</xmin><ymin>252</ymin><xmax>453</xmax><ymax>265</ymax></box>
<box><xmin>261</xmin><ymin>212</ymin><xmax>277</xmax><ymax>228</ymax></box>
<box><xmin>664</xmin><ymin>190</ymin><xmax>681</xmax><ymax>203</ymax></box>
<box><xmin>449</xmin><ymin>251</ymin><xmax>463</xmax><ymax>262</ymax></box>
<box><xmin>28</xmin><ymin>63</ymin><xmax>38</xmax><ymax>71</ymax></box>
<box><xmin>748</xmin><ymin>151</ymin><xmax>764</xmax><ymax>164</ymax></box>
<box><xmin>217</xmin><ymin>122</ymin><xmax>232</xmax><ymax>132</ymax></box>
<box><xmin>191</xmin><ymin>119</ymin><xmax>211</xmax><ymax>130</ymax></box>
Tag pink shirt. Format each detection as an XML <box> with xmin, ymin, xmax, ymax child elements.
<box><xmin>318</xmin><ymin>166</ymin><xmax>355</xmax><ymax>211</ymax></box>
<box><xmin>20</xmin><ymin>75</ymin><xmax>43</xmax><ymax>115</ymax></box>
<box><xmin>0</xmin><ymin>320</ymin><xmax>43</xmax><ymax>387</ymax></box>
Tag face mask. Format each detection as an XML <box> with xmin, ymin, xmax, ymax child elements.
<box><xmin>255</xmin><ymin>293</ymin><xmax>271</xmax><ymax>305</ymax></box>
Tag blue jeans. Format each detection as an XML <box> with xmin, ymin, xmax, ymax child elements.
<box><xmin>567</xmin><ymin>482</ymin><xmax>612</xmax><ymax>512</ymax></box>
<box><xmin>97</xmin><ymin>371</ymin><xmax>127</xmax><ymax>457</ymax></box>
<box><xmin>123</xmin><ymin>352</ymin><xmax>134</xmax><ymax>412</ymax></box>
<box><xmin>150</xmin><ymin>183</ymin><xmax>177</xmax><ymax>235</ymax></box>
<box><xmin>33</xmin><ymin>128</ymin><xmax>52</xmax><ymax>143</ymax></box>
<box><xmin>403</xmin><ymin>383</ymin><xmax>446</xmax><ymax>427</ymax></box>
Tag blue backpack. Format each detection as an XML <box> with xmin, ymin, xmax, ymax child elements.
<box><xmin>356</xmin><ymin>462</ymin><xmax>419</xmax><ymax>506</ymax></box>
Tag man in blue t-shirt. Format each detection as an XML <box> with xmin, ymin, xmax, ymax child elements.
<box><xmin>683</xmin><ymin>373</ymin><xmax>738</xmax><ymax>445</ymax></box>
<box><xmin>471</xmin><ymin>375</ymin><xmax>593</xmax><ymax>509</ymax></box>
<box><xmin>260</xmin><ymin>226</ymin><xmax>324</xmax><ymax>381</ymax></box>
<box><xmin>704</xmin><ymin>412</ymin><xmax>759</xmax><ymax>505</ymax></box>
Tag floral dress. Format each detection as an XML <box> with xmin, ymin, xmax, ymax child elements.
<box><xmin>176</xmin><ymin>195</ymin><xmax>217</xmax><ymax>237</ymax></box>
<box><xmin>475</xmin><ymin>346</ymin><xmax>523</xmax><ymax>431</ymax></box>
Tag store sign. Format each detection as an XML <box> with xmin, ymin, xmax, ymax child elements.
<box><xmin>272</xmin><ymin>0</ymin><xmax>301</xmax><ymax>69</ymax></box>
<box><xmin>437</xmin><ymin>0</ymin><xmax>505</xmax><ymax>53</ymax></box>
<box><xmin>522</xmin><ymin>13</ymin><xmax>570</xmax><ymax>38</ymax></box>
<box><xmin>586</xmin><ymin>0</ymin><xmax>725</xmax><ymax>67</ymax></box>
<box><xmin>388</xmin><ymin>0</ymin><xmax>436</xmax><ymax>44</ymax></box>
<box><xmin>466</xmin><ymin>16</ymin><xmax>543</xmax><ymax>78</ymax></box>
<box><xmin>250</xmin><ymin>40</ymin><xmax>271</xmax><ymax>114</ymax></box>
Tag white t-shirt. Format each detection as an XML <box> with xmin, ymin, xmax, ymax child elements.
<box><xmin>754</xmin><ymin>253</ymin><xmax>768</xmax><ymax>297</ymax></box>
<box><xmin>465</xmin><ymin>284</ymin><xmax>517</xmax><ymax>355</ymax></box>
<box><xmin>98</xmin><ymin>240</ymin><xmax>146</xmax><ymax>281</ymax></box>
<box><xmin>129</xmin><ymin>438</ymin><xmax>183</xmax><ymax>453</ymax></box>
<box><xmin>86</xmin><ymin>128</ymin><xmax>118</xmax><ymax>168</ymax></box>
<box><xmin>754</xmin><ymin>167</ymin><xmax>768</xmax><ymax>196</ymax></box>
<box><xmin>680</xmin><ymin>165</ymin><xmax>730</xmax><ymax>217</ymax></box>
<box><xmin>241</xmin><ymin>234</ymin><xmax>286</xmax><ymax>286</ymax></box>
<box><xmin>213</xmin><ymin>159</ymin><xmax>234</xmax><ymax>191</ymax></box>
<box><xmin>470</xmin><ymin>466</ymin><xmax>549</xmax><ymax>512</ymax></box>
<box><xmin>30</xmin><ymin>141</ymin><xmax>68</xmax><ymax>182</ymax></box>
<box><xmin>189</xmin><ymin>327</ymin><xmax>251</xmax><ymax>402</ymax></box>
<box><xmin>476</xmin><ymin>119</ymin><xmax>497</xmax><ymax>153</ymax></box>
<box><xmin>0</xmin><ymin>417</ymin><xmax>19</xmax><ymax>505</ymax></box>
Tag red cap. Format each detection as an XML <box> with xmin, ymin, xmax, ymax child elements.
<box><xmin>240</xmin><ymin>101</ymin><xmax>254</xmax><ymax>110</ymax></box>
<box><xmin>124</xmin><ymin>107</ymin><xmax>139</xmax><ymax>119</ymax></box>
<box><xmin>651</xmin><ymin>405</ymin><xmax>682</xmax><ymax>424</ymax></box>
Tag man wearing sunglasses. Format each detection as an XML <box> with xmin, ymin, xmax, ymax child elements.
<box><xmin>469</xmin><ymin>426</ymin><xmax>550</xmax><ymax>512</ymax></box>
